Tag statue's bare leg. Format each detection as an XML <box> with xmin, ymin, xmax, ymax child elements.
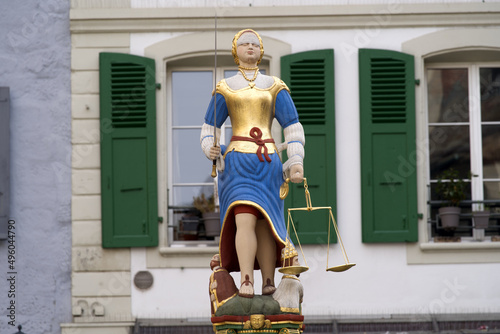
<box><xmin>256</xmin><ymin>219</ymin><xmax>277</xmax><ymax>295</ymax></box>
<box><xmin>235</xmin><ymin>213</ymin><xmax>257</xmax><ymax>297</ymax></box>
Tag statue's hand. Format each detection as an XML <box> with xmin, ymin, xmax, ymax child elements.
<box><xmin>209</xmin><ymin>146</ymin><xmax>221</xmax><ymax>160</ymax></box>
<box><xmin>290</xmin><ymin>164</ymin><xmax>304</xmax><ymax>183</ymax></box>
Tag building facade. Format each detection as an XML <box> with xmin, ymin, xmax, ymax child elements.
<box><xmin>67</xmin><ymin>1</ymin><xmax>500</xmax><ymax>333</ymax></box>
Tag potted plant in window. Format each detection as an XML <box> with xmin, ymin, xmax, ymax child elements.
<box><xmin>193</xmin><ymin>193</ymin><xmax>220</xmax><ymax>238</ymax></box>
<box><xmin>472</xmin><ymin>204</ymin><xmax>490</xmax><ymax>229</ymax></box>
<box><xmin>435</xmin><ymin>168</ymin><xmax>466</xmax><ymax>228</ymax></box>
<box><xmin>180</xmin><ymin>212</ymin><xmax>201</xmax><ymax>240</ymax></box>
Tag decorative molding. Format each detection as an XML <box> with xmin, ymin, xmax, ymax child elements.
<box><xmin>70</xmin><ymin>4</ymin><xmax>500</xmax><ymax>33</ymax></box>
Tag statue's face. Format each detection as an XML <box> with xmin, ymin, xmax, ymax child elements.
<box><xmin>250</xmin><ymin>314</ymin><xmax>265</xmax><ymax>329</ymax></box>
<box><xmin>236</xmin><ymin>32</ymin><xmax>261</xmax><ymax>66</ymax></box>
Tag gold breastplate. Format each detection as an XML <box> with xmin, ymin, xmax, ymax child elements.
<box><xmin>217</xmin><ymin>77</ymin><xmax>287</xmax><ymax>156</ymax></box>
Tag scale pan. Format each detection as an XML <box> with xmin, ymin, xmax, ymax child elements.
<box><xmin>278</xmin><ymin>266</ymin><xmax>309</xmax><ymax>275</ymax></box>
<box><xmin>326</xmin><ymin>263</ymin><xmax>356</xmax><ymax>272</ymax></box>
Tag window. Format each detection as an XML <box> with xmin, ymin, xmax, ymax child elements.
<box><xmin>426</xmin><ymin>63</ymin><xmax>500</xmax><ymax>240</ymax></box>
<box><xmin>136</xmin><ymin>31</ymin><xmax>292</xmax><ymax>261</ymax></box>
<box><xmin>166</xmin><ymin>57</ymin><xmax>268</xmax><ymax>245</ymax></box>
<box><xmin>401</xmin><ymin>28</ymin><xmax>500</xmax><ymax>262</ymax></box>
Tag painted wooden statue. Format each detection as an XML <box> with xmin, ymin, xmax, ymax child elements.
<box><xmin>201</xmin><ymin>29</ymin><xmax>306</xmax><ymax>333</ymax></box>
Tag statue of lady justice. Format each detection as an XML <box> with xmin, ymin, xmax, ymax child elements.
<box><xmin>201</xmin><ymin>29</ymin><xmax>305</xmax><ymax>298</ymax></box>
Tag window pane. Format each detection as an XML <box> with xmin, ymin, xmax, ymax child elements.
<box><xmin>173</xmin><ymin>129</ymin><xmax>214</xmax><ymax>183</ymax></box>
<box><xmin>480</xmin><ymin>67</ymin><xmax>500</xmax><ymax>122</ymax></box>
<box><xmin>224</xmin><ymin>127</ymin><xmax>233</xmax><ymax>146</ymax></box>
<box><xmin>172</xmin><ymin>71</ymin><xmax>213</xmax><ymax>126</ymax></box>
<box><xmin>484</xmin><ymin>181</ymin><xmax>500</xmax><ymax>200</ymax></box>
<box><xmin>429</xmin><ymin>125</ymin><xmax>470</xmax><ymax>179</ymax></box>
<box><xmin>427</xmin><ymin>68</ymin><xmax>469</xmax><ymax>123</ymax></box>
<box><xmin>172</xmin><ymin>185</ymin><xmax>213</xmax><ymax>207</ymax></box>
<box><xmin>224</xmin><ymin>70</ymin><xmax>238</xmax><ymax>78</ymax></box>
<box><xmin>482</xmin><ymin>124</ymin><xmax>500</xmax><ymax>179</ymax></box>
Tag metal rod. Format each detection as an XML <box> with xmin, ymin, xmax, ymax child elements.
<box><xmin>211</xmin><ymin>10</ymin><xmax>218</xmax><ymax>178</ymax></box>
<box><xmin>329</xmin><ymin>210</ymin><xmax>350</xmax><ymax>264</ymax></box>
<box><xmin>287</xmin><ymin>209</ymin><xmax>309</xmax><ymax>267</ymax></box>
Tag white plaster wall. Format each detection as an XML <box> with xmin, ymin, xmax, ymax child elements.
<box><xmin>0</xmin><ymin>0</ymin><xmax>72</xmax><ymax>332</ymax></box>
<box><xmin>130</xmin><ymin>27</ymin><xmax>500</xmax><ymax>319</ymax></box>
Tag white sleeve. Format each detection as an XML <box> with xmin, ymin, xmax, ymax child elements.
<box><xmin>200</xmin><ymin>123</ymin><xmax>225</xmax><ymax>172</ymax></box>
<box><xmin>282</xmin><ymin>122</ymin><xmax>305</xmax><ymax>172</ymax></box>
<box><xmin>200</xmin><ymin>123</ymin><xmax>218</xmax><ymax>159</ymax></box>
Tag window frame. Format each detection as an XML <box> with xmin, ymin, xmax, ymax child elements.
<box><xmin>424</xmin><ymin>62</ymin><xmax>500</xmax><ymax>241</ymax></box>
<box><xmin>402</xmin><ymin>28</ymin><xmax>500</xmax><ymax>264</ymax></box>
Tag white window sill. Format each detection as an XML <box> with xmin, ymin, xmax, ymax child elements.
<box><xmin>420</xmin><ymin>240</ymin><xmax>500</xmax><ymax>252</ymax></box>
<box><xmin>145</xmin><ymin>244</ymin><xmax>219</xmax><ymax>268</ymax></box>
<box><xmin>159</xmin><ymin>245</ymin><xmax>219</xmax><ymax>256</ymax></box>
<box><xmin>407</xmin><ymin>238</ymin><xmax>500</xmax><ymax>264</ymax></box>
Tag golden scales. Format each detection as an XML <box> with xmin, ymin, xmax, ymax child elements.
<box><xmin>279</xmin><ymin>178</ymin><xmax>356</xmax><ymax>275</ymax></box>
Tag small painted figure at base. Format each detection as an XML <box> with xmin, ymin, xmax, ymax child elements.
<box><xmin>272</xmin><ymin>274</ymin><xmax>304</xmax><ymax>314</ymax></box>
<box><xmin>201</xmin><ymin>29</ymin><xmax>305</xmax><ymax>298</ymax></box>
<box><xmin>209</xmin><ymin>254</ymin><xmax>238</xmax><ymax>316</ymax></box>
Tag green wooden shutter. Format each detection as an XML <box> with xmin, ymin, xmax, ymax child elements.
<box><xmin>99</xmin><ymin>52</ymin><xmax>158</xmax><ymax>248</ymax></box>
<box><xmin>281</xmin><ymin>49</ymin><xmax>336</xmax><ymax>245</ymax></box>
<box><xmin>359</xmin><ymin>49</ymin><xmax>418</xmax><ymax>243</ymax></box>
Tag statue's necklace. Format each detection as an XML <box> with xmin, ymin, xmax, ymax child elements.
<box><xmin>238</xmin><ymin>66</ymin><xmax>259</xmax><ymax>88</ymax></box>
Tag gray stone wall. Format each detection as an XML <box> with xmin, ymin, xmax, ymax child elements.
<box><xmin>0</xmin><ymin>1</ymin><xmax>72</xmax><ymax>333</ymax></box>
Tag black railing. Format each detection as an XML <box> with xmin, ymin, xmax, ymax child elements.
<box><xmin>427</xmin><ymin>199</ymin><xmax>500</xmax><ymax>238</ymax></box>
<box><xmin>134</xmin><ymin>315</ymin><xmax>500</xmax><ymax>334</ymax></box>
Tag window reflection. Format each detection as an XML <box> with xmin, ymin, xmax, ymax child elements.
<box><xmin>482</xmin><ymin>124</ymin><xmax>500</xmax><ymax>180</ymax></box>
<box><xmin>172</xmin><ymin>129</ymin><xmax>213</xmax><ymax>185</ymax></box>
<box><xmin>172</xmin><ymin>71</ymin><xmax>212</xmax><ymax>126</ymax></box>
<box><xmin>427</xmin><ymin>68</ymin><xmax>469</xmax><ymax>123</ymax></box>
<box><xmin>480</xmin><ymin>68</ymin><xmax>500</xmax><ymax>186</ymax></box>
<box><xmin>171</xmin><ymin>71</ymin><xmax>214</xmax><ymax>208</ymax></box>
<box><xmin>484</xmin><ymin>181</ymin><xmax>500</xmax><ymax>200</ymax></box>
<box><xmin>426</xmin><ymin>65</ymin><xmax>500</xmax><ymax>239</ymax></box>
<box><xmin>428</xmin><ymin>125</ymin><xmax>470</xmax><ymax>179</ymax></box>
<box><xmin>480</xmin><ymin>67</ymin><xmax>500</xmax><ymax>122</ymax></box>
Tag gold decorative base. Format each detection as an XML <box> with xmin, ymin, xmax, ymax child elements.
<box><xmin>212</xmin><ymin>314</ymin><xmax>304</xmax><ymax>334</ymax></box>
<box><xmin>219</xmin><ymin>329</ymin><xmax>300</xmax><ymax>334</ymax></box>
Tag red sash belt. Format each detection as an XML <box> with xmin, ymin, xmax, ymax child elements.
<box><xmin>231</xmin><ymin>127</ymin><xmax>275</xmax><ymax>163</ymax></box>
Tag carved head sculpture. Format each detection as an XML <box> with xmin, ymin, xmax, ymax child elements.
<box><xmin>231</xmin><ymin>29</ymin><xmax>264</xmax><ymax>65</ymax></box>
<box><xmin>250</xmin><ymin>314</ymin><xmax>266</xmax><ymax>329</ymax></box>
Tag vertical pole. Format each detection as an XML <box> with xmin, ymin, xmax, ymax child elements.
<box><xmin>211</xmin><ymin>11</ymin><xmax>218</xmax><ymax>178</ymax></box>
<box><xmin>0</xmin><ymin>87</ymin><xmax>10</xmax><ymax>239</ymax></box>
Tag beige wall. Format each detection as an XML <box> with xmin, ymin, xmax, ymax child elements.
<box><xmin>70</xmin><ymin>32</ymin><xmax>133</xmax><ymax>329</ymax></box>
